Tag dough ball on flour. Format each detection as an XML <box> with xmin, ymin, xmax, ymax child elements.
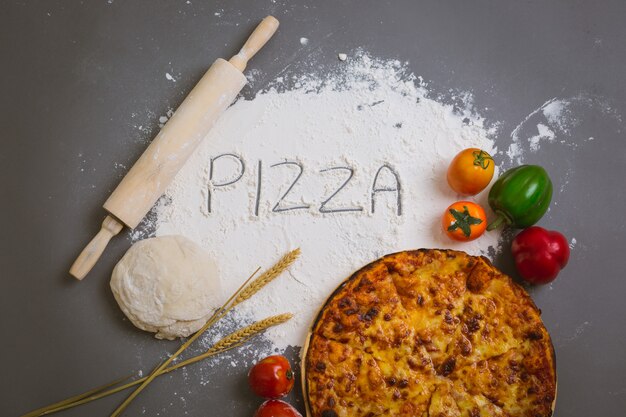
<box><xmin>110</xmin><ymin>235</ymin><xmax>221</xmax><ymax>340</ymax></box>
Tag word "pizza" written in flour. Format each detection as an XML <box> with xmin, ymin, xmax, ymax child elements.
<box><xmin>206</xmin><ymin>153</ymin><xmax>403</xmax><ymax>217</ymax></box>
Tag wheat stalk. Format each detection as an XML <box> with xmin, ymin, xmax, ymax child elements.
<box><xmin>232</xmin><ymin>248</ymin><xmax>301</xmax><ymax>307</ymax></box>
<box><xmin>206</xmin><ymin>313</ymin><xmax>293</xmax><ymax>354</ymax></box>
<box><xmin>20</xmin><ymin>376</ymin><xmax>133</xmax><ymax>417</ymax></box>
<box><xmin>24</xmin><ymin>313</ymin><xmax>293</xmax><ymax>417</ymax></box>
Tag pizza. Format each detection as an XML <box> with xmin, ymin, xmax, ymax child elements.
<box><xmin>303</xmin><ymin>249</ymin><xmax>556</xmax><ymax>417</ymax></box>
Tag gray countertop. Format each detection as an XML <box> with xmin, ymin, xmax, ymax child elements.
<box><xmin>2</xmin><ymin>1</ymin><xmax>625</xmax><ymax>416</ymax></box>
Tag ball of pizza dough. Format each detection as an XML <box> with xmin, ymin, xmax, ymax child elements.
<box><xmin>110</xmin><ymin>235</ymin><xmax>221</xmax><ymax>340</ymax></box>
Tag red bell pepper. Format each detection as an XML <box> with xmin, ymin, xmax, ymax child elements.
<box><xmin>511</xmin><ymin>226</ymin><xmax>570</xmax><ymax>284</ymax></box>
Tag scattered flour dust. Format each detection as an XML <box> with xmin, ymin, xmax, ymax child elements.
<box><xmin>148</xmin><ymin>54</ymin><xmax>505</xmax><ymax>355</ymax></box>
<box><xmin>529</xmin><ymin>123</ymin><xmax>556</xmax><ymax>151</ymax></box>
<box><xmin>506</xmin><ymin>94</ymin><xmax>616</xmax><ymax>164</ymax></box>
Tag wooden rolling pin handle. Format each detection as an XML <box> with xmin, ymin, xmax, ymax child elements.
<box><xmin>70</xmin><ymin>215</ymin><xmax>124</xmax><ymax>280</ymax></box>
<box><xmin>229</xmin><ymin>15</ymin><xmax>280</xmax><ymax>72</ymax></box>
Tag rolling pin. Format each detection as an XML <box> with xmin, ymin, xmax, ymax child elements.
<box><xmin>70</xmin><ymin>16</ymin><xmax>280</xmax><ymax>280</ymax></box>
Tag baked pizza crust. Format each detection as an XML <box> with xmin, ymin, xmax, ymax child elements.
<box><xmin>303</xmin><ymin>249</ymin><xmax>556</xmax><ymax>417</ymax></box>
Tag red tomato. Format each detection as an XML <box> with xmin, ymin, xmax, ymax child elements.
<box><xmin>254</xmin><ymin>400</ymin><xmax>303</xmax><ymax>417</ymax></box>
<box><xmin>248</xmin><ymin>355</ymin><xmax>295</xmax><ymax>399</ymax></box>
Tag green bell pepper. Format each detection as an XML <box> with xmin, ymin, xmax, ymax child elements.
<box><xmin>487</xmin><ymin>165</ymin><xmax>553</xmax><ymax>230</ymax></box>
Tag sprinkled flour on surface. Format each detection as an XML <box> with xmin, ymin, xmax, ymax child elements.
<box><xmin>529</xmin><ymin>123</ymin><xmax>556</xmax><ymax>151</ymax></box>
<box><xmin>505</xmin><ymin>94</ymin><xmax>619</xmax><ymax>165</ymax></box>
<box><xmin>146</xmin><ymin>54</ymin><xmax>505</xmax><ymax>354</ymax></box>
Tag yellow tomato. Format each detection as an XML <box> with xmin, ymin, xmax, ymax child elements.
<box><xmin>446</xmin><ymin>148</ymin><xmax>495</xmax><ymax>195</ymax></box>
<box><xmin>442</xmin><ymin>201</ymin><xmax>487</xmax><ymax>242</ymax></box>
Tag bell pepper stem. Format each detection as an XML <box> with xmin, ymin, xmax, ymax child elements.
<box><xmin>487</xmin><ymin>213</ymin><xmax>509</xmax><ymax>231</ymax></box>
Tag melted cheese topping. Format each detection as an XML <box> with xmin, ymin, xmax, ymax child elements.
<box><xmin>305</xmin><ymin>250</ymin><xmax>556</xmax><ymax>417</ymax></box>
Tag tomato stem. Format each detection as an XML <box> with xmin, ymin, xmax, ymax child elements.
<box><xmin>447</xmin><ymin>206</ymin><xmax>483</xmax><ymax>237</ymax></box>
<box><xmin>472</xmin><ymin>150</ymin><xmax>493</xmax><ymax>169</ymax></box>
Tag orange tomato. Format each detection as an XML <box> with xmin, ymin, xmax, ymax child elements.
<box><xmin>442</xmin><ymin>201</ymin><xmax>487</xmax><ymax>242</ymax></box>
<box><xmin>446</xmin><ymin>148</ymin><xmax>495</xmax><ymax>195</ymax></box>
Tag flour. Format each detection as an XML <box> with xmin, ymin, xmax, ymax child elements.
<box><xmin>542</xmin><ymin>99</ymin><xmax>569</xmax><ymax>132</ymax></box>
<box><xmin>505</xmin><ymin>94</ymin><xmax>618</xmax><ymax>164</ymax></box>
<box><xmin>529</xmin><ymin>123</ymin><xmax>556</xmax><ymax>151</ymax></box>
<box><xmin>141</xmin><ymin>53</ymin><xmax>508</xmax><ymax>354</ymax></box>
